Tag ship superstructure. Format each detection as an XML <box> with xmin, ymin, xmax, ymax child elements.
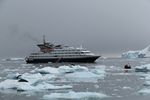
<box><xmin>26</xmin><ymin>36</ymin><xmax>100</xmax><ymax>63</ymax></box>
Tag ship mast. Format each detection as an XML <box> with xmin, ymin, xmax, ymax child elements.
<box><xmin>37</xmin><ymin>35</ymin><xmax>54</xmax><ymax>53</ymax></box>
<box><xmin>43</xmin><ymin>35</ymin><xmax>46</xmax><ymax>44</ymax></box>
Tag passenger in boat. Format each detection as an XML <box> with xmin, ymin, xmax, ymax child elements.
<box><xmin>124</xmin><ymin>63</ymin><xmax>131</xmax><ymax>69</ymax></box>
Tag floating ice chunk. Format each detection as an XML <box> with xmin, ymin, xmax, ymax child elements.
<box><xmin>58</xmin><ymin>65</ymin><xmax>75</xmax><ymax>73</ymax></box>
<box><xmin>6</xmin><ymin>73</ymin><xmax>21</xmax><ymax>79</ymax></box>
<box><xmin>138</xmin><ymin>88</ymin><xmax>150</xmax><ymax>95</ymax></box>
<box><xmin>58</xmin><ymin>65</ymin><xmax>88</xmax><ymax>73</ymax></box>
<box><xmin>17</xmin><ymin>82</ymin><xmax>34</xmax><ymax>91</ymax></box>
<box><xmin>135</xmin><ymin>64</ymin><xmax>150</xmax><ymax>72</ymax></box>
<box><xmin>19</xmin><ymin>73</ymin><xmax>56</xmax><ymax>85</ymax></box>
<box><xmin>91</xmin><ymin>69</ymin><xmax>105</xmax><ymax>75</ymax></box>
<box><xmin>0</xmin><ymin>80</ymin><xmax>19</xmax><ymax>89</ymax></box>
<box><xmin>21</xmin><ymin>64</ymin><xmax>33</xmax><ymax>67</ymax></box>
<box><xmin>122</xmin><ymin>86</ymin><xmax>131</xmax><ymax>90</ymax></box>
<box><xmin>34</xmin><ymin>83</ymin><xmax>72</xmax><ymax>90</ymax></box>
<box><xmin>2</xmin><ymin>58</ymin><xmax>25</xmax><ymax>61</ymax></box>
<box><xmin>34</xmin><ymin>65</ymin><xmax>88</xmax><ymax>75</ymax></box>
<box><xmin>35</xmin><ymin>67</ymin><xmax>59</xmax><ymax>74</ymax></box>
<box><xmin>0</xmin><ymin>79</ymin><xmax>72</xmax><ymax>91</ymax></box>
<box><xmin>66</xmin><ymin>72</ymin><xmax>98</xmax><ymax>78</ymax></box>
<box><xmin>91</xmin><ymin>65</ymin><xmax>106</xmax><ymax>75</ymax></box>
<box><xmin>61</xmin><ymin>65</ymin><xmax>106</xmax><ymax>82</ymax></box>
<box><xmin>70</xmin><ymin>65</ymin><xmax>89</xmax><ymax>72</ymax></box>
<box><xmin>94</xmin><ymin>65</ymin><xmax>106</xmax><ymax>69</ymax></box>
<box><xmin>3</xmin><ymin>69</ymin><xmax>19</xmax><ymax>73</ymax></box>
<box><xmin>41</xmin><ymin>74</ymin><xmax>56</xmax><ymax>81</ymax></box>
<box><xmin>20</xmin><ymin>73</ymin><xmax>43</xmax><ymax>84</ymax></box>
<box><xmin>65</xmin><ymin>72</ymin><xmax>102</xmax><ymax>82</ymax></box>
<box><xmin>145</xmin><ymin>75</ymin><xmax>150</xmax><ymax>80</ymax></box>
<box><xmin>143</xmin><ymin>81</ymin><xmax>150</xmax><ymax>86</ymax></box>
<box><xmin>43</xmin><ymin>91</ymin><xmax>108</xmax><ymax>99</ymax></box>
<box><xmin>17</xmin><ymin>82</ymin><xmax>72</xmax><ymax>91</ymax></box>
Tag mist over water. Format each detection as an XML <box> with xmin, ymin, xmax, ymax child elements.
<box><xmin>0</xmin><ymin>0</ymin><xmax>150</xmax><ymax>57</ymax></box>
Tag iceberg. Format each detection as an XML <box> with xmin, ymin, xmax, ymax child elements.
<box><xmin>122</xmin><ymin>45</ymin><xmax>150</xmax><ymax>58</ymax></box>
<box><xmin>122</xmin><ymin>51</ymin><xmax>145</xmax><ymax>59</ymax></box>
<box><xmin>43</xmin><ymin>91</ymin><xmax>108</xmax><ymax>99</ymax></box>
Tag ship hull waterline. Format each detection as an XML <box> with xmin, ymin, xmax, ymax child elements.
<box><xmin>26</xmin><ymin>56</ymin><xmax>100</xmax><ymax>63</ymax></box>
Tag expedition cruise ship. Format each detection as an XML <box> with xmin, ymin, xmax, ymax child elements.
<box><xmin>26</xmin><ymin>36</ymin><xmax>100</xmax><ymax>63</ymax></box>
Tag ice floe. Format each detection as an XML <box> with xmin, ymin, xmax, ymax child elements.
<box><xmin>0</xmin><ymin>65</ymin><xmax>106</xmax><ymax>92</ymax></box>
<box><xmin>0</xmin><ymin>71</ymin><xmax>71</xmax><ymax>91</ymax></box>
<box><xmin>34</xmin><ymin>65</ymin><xmax>89</xmax><ymax>75</ymax></box>
<box><xmin>43</xmin><ymin>91</ymin><xmax>108</xmax><ymax>99</ymax></box>
<box><xmin>6</xmin><ymin>73</ymin><xmax>21</xmax><ymax>79</ymax></box>
<box><xmin>34</xmin><ymin>67</ymin><xmax>60</xmax><ymax>74</ymax></box>
<box><xmin>65</xmin><ymin>72</ymin><xmax>101</xmax><ymax>82</ymax></box>
<box><xmin>2</xmin><ymin>57</ymin><xmax>25</xmax><ymax>61</ymax></box>
<box><xmin>122</xmin><ymin>86</ymin><xmax>132</xmax><ymax>90</ymax></box>
<box><xmin>0</xmin><ymin>79</ymin><xmax>72</xmax><ymax>91</ymax></box>
<box><xmin>135</xmin><ymin>64</ymin><xmax>150</xmax><ymax>72</ymax></box>
<box><xmin>91</xmin><ymin>65</ymin><xmax>106</xmax><ymax>75</ymax></box>
<box><xmin>33</xmin><ymin>65</ymin><xmax>106</xmax><ymax>82</ymax></box>
<box><xmin>63</xmin><ymin>65</ymin><xmax>106</xmax><ymax>82</ymax></box>
<box><xmin>138</xmin><ymin>88</ymin><xmax>150</xmax><ymax>95</ymax></box>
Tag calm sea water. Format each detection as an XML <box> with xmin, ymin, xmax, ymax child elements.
<box><xmin>0</xmin><ymin>57</ymin><xmax>150</xmax><ymax>100</ymax></box>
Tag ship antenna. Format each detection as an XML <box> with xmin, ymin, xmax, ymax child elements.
<box><xmin>43</xmin><ymin>35</ymin><xmax>46</xmax><ymax>44</ymax></box>
<box><xmin>80</xmin><ymin>44</ymin><xmax>83</xmax><ymax>49</ymax></box>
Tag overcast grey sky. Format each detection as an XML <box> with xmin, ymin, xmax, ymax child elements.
<box><xmin>0</xmin><ymin>0</ymin><xmax>150</xmax><ymax>57</ymax></box>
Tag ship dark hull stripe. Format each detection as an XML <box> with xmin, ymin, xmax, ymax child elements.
<box><xmin>26</xmin><ymin>56</ymin><xmax>100</xmax><ymax>63</ymax></box>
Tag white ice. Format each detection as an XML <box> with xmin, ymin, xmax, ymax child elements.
<box><xmin>65</xmin><ymin>71</ymin><xmax>101</xmax><ymax>82</ymax></box>
<box><xmin>122</xmin><ymin>51</ymin><xmax>145</xmax><ymax>59</ymax></box>
<box><xmin>121</xmin><ymin>45</ymin><xmax>150</xmax><ymax>58</ymax></box>
<box><xmin>0</xmin><ymin>79</ymin><xmax>72</xmax><ymax>91</ymax></box>
<box><xmin>34</xmin><ymin>67</ymin><xmax>60</xmax><ymax>74</ymax></box>
<box><xmin>135</xmin><ymin>64</ymin><xmax>150</xmax><ymax>72</ymax></box>
<box><xmin>43</xmin><ymin>91</ymin><xmax>108</xmax><ymax>99</ymax></box>
<box><xmin>64</xmin><ymin>65</ymin><xmax>106</xmax><ymax>82</ymax></box>
<box><xmin>34</xmin><ymin>65</ymin><xmax>89</xmax><ymax>75</ymax></box>
<box><xmin>138</xmin><ymin>88</ymin><xmax>150</xmax><ymax>95</ymax></box>
<box><xmin>0</xmin><ymin>65</ymin><xmax>106</xmax><ymax>91</ymax></box>
<box><xmin>2</xmin><ymin>57</ymin><xmax>25</xmax><ymax>61</ymax></box>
